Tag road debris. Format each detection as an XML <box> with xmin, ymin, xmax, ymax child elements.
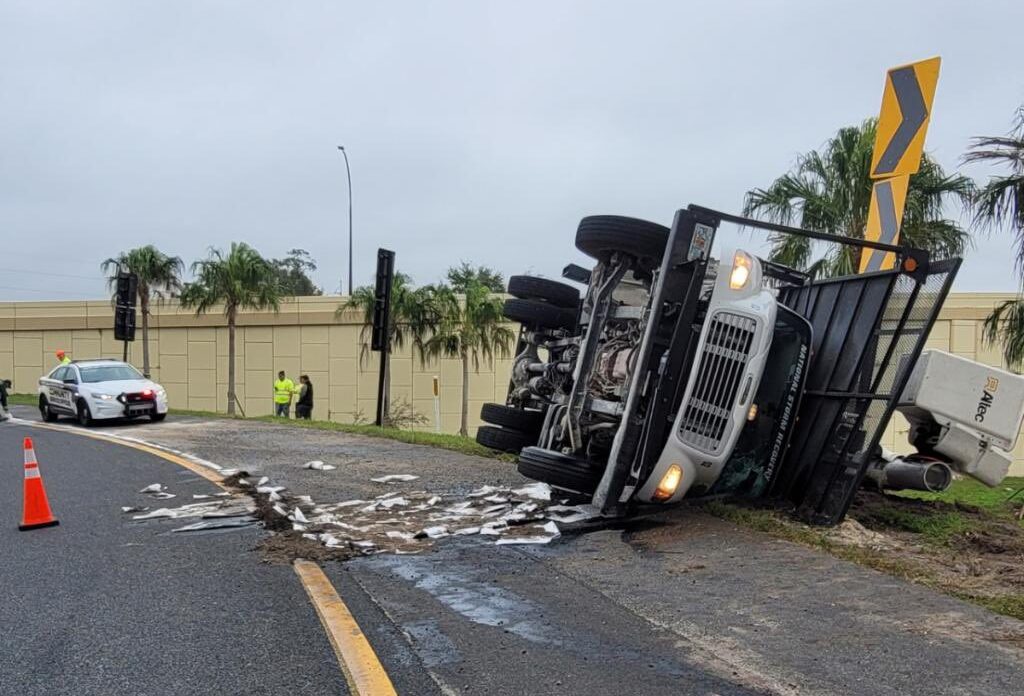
<box><xmin>139</xmin><ymin>483</ymin><xmax>176</xmax><ymax>500</ymax></box>
<box><xmin>172</xmin><ymin>517</ymin><xmax>258</xmax><ymax>532</ymax></box>
<box><xmin>371</xmin><ymin>474</ymin><xmax>420</xmax><ymax>484</ymax></box>
<box><xmin>303</xmin><ymin>460</ymin><xmax>336</xmax><ymax>471</ymax></box>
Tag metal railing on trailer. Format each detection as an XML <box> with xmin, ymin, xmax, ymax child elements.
<box><xmin>690</xmin><ymin>206</ymin><xmax>959</xmax><ymax>525</ymax></box>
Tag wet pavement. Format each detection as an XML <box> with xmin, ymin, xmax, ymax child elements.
<box><xmin>8</xmin><ymin>407</ymin><xmax>1024</xmax><ymax>695</ymax></box>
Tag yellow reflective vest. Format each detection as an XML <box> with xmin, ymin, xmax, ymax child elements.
<box><xmin>273</xmin><ymin>378</ymin><xmax>295</xmax><ymax>404</ymax></box>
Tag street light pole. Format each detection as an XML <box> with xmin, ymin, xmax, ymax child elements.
<box><xmin>337</xmin><ymin>145</ymin><xmax>353</xmax><ymax>295</ymax></box>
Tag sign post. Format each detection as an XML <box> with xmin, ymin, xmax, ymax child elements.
<box><xmin>432</xmin><ymin>375</ymin><xmax>441</xmax><ymax>433</ymax></box>
<box><xmin>859</xmin><ymin>57</ymin><xmax>941</xmax><ymax>273</ymax></box>
<box><xmin>371</xmin><ymin>249</ymin><xmax>395</xmax><ymax>427</ymax></box>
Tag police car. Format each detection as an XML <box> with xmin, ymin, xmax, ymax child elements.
<box><xmin>38</xmin><ymin>359</ymin><xmax>169</xmax><ymax>426</ymax></box>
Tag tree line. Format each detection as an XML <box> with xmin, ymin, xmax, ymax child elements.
<box><xmin>101</xmin><ymin>247</ymin><xmax>512</xmax><ymax>432</ymax></box>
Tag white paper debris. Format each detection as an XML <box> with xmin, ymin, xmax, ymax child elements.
<box><xmin>133</xmin><ymin>508</ymin><xmax>174</xmax><ymax>520</ymax></box>
<box><xmin>371</xmin><ymin>474</ymin><xmax>420</xmax><ymax>483</ymax></box>
<box><xmin>386</xmin><ymin>530</ymin><xmax>417</xmax><ymax>541</ymax></box>
<box><xmin>172</xmin><ymin>518</ymin><xmax>256</xmax><ymax>532</ymax></box>
<box><xmin>453</xmin><ymin>526</ymin><xmax>481</xmax><ymax>536</ymax></box>
<box><xmin>290</xmin><ymin>507</ymin><xmax>309</xmax><ymax>523</ymax></box>
<box><xmin>377</xmin><ymin>497</ymin><xmax>409</xmax><ymax>509</ymax></box>
<box><xmin>467</xmin><ymin>485</ymin><xmax>499</xmax><ymax>498</ymax></box>
<box><xmin>151</xmin><ymin>492</ymin><xmax>177</xmax><ymax>500</ymax></box>
<box><xmin>512</xmin><ymin>482</ymin><xmax>552</xmax><ymax>501</ymax></box>
<box><xmin>303</xmin><ymin>460</ymin><xmax>337</xmax><ymax>471</ymax></box>
<box><xmin>121</xmin><ymin>506</ymin><xmax>148</xmax><ymax>513</ymax></box>
<box><xmin>256</xmin><ymin>486</ymin><xmax>286</xmax><ymax>495</ymax></box>
<box><xmin>420</xmin><ymin>525</ymin><xmax>449</xmax><ymax>539</ymax></box>
<box><xmin>272</xmin><ymin>504</ymin><xmax>289</xmax><ymax>517</ymax></box>
<box><xmin>544</xmin><ymin>504</ymin><xmax>599</xmax><ymax>525</ymax></box>
<box><xmin>257</xmin><ymin>476</ymin><xmax>269</xmax><ymax>486</ymax></box>
<box><xmin>495</xmin><ymin>521</ymin><xmax>560</xmax><ymax>545</ymax></box>
<box><xmin>192</xmin><ymin>494</ymin><xmax>211</xmax><ymax>500</ymax></box>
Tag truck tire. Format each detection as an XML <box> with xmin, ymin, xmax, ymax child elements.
<box><xmin>503</xmin><ymin>298</ymin><xmax>577</xmax><ymax>331</ymax></box>
<box><xmin>480</xmin><ymin>403</ymin><xmax>544</xmax><ymax>433</ymax></box>
<box><xmin>507</xmin><ymin>275</ymin><xmax>580</xmax><ymax>309</ymax></box>
<box><xmin>475</xmin><ymin>425</ymin><xmax>534</xmax><ymax>453</ymax></box>
<box><xmin>575</xmin><ymin>215</ymin><xmax>669</xmax><ymax>271</ymax></box>
<box><xmin>517</xmin><ymin>446</ymin><xmax>603</xmax><ymax>495</ymax></box>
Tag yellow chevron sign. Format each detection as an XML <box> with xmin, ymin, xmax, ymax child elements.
<box><xmin>870</xmin><ymin>57</ymin><xmax>941</xmax><ymax>179</ymax></box>
<box><xmin>859</xmin><ymin>175</ymin><xmax>909</xmax><ymax>273</ymax></box>
<box><xmin>860</xmin><ymin>57</ymin><xmax>941</xmax><ymax>273</ymax></box>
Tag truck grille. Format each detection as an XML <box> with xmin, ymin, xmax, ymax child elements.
<box><xmin>679</xmin><ymin>312</ymin><xmax>757</xmax><ymax>453</ymax></box>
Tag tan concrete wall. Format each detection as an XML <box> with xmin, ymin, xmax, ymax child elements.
<box><xmin>0</xmin><ymin>296</ymin><xmax>512</xmax><ymax>436</ymax></box>
<box><xmin>2</xmin><ymin>292</ymin><xmax>1023</xmax><ymax>474</ymax></box>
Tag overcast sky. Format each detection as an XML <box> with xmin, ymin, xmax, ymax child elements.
<box><xmin>2</xmin><ymin>1</ymin><xmax>1022</xmax><ymax>301</ymax></box>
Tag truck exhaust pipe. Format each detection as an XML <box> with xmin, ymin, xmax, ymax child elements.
<box><xmin>865</xmin><ymin>456</ymin><xmax>953</xmax><ymax>493</ymax></box>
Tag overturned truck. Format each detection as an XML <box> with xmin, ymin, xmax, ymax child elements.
<box><xmin>477</xmin><ymin>206</ymin><xmax>1024</xmax><ymax>526</ymax></box>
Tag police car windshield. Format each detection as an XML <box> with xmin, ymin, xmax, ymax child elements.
<box><xmin>79</xmin><ymin>365</ymin><xmax>144</xmax><ymax>383</ymax></box>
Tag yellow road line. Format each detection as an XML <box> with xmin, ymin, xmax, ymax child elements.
<box><xmin>294</xmin><ymin>559</ymin><xmax>398</xmax><ymax>696</ymax></box>
<box><xmin>11</xmin><ymin>420</ymin><xmax>227</xmax><ymax>488</ymax></box>
<box><xmin>14</xmin><ymin>419</ymin><xmax>397</xmax><ymax>693</ymax></box>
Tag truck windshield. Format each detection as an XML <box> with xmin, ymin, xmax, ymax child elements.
<box><xmin>709</xmin><ymin>305</ymin><xmax>811</xmax><ymax>498</ymax></box>
<box><xmin>79</xmin><ymin>365</ymin><xmax>144</xmax><ymax>383</ymax></box>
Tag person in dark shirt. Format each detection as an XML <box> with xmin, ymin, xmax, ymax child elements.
<box><xmin>0</xmin><ymin>378</ymin><xmax>11</xmax><ymax>421</ymax></box>
<box><xmin>295</xmin><ymin>374</ymin><xmax>314</xmax><ymax>420</ymax></box>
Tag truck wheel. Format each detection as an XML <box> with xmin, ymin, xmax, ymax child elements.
<box><xmin>575</xmin><ymin>215</ymin><xmax>669</xmax><ymax>271</ymax></box>
<box><xmin>39</xmin><ymin>396</ymin><xmax>59</xmax><ymax>423</ymax></box>
<box><xmin>76</xmin><ymin>400</ymin><xmax>94</xmax><ymax>427</ymax></box>
<box><xmin>480</xmin><ymin>403</ymin><xmax>544</xmax><ymax>434</ymax></box>
<box><xmin>517</xmin><ymin>446</ymin><xmax>602</xmax><ymax>495</ymax></box>
<box><xmin>507</xmin><ymin>275</ymin><xmax>580</xmax><ymax>309</ymax></box>
<box><xmin>475</xmin><ymin>425</ymin><xmax>534</xmax><ymax>453</ymax></box>
<box><xmin>503</xmin><ymin>298</ymin><xmax>577</xmax><ymax>331</ymax></box>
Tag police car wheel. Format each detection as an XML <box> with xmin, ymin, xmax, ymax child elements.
<box><xmin>39</xmin><ymin>395</ymin><xmax>59</xmax><ymax>423</ymax></box>
<box><xmin>151</xmin><ymin>413</ymin><xmax>167</xmax><ymax>422</ymax></box>
<box><xmin>76</xmin><ymin>400</ymin><xmax>93</xmax><ymax>427</ymax></box>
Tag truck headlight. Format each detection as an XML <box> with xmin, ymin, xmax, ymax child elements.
<box><xmin>729</xmin><ymin>251</ymin><xmax>752</xmax><ymax>290</ymax></box>
<box><xmin>94</xmin><ymin>393</ymin><xmax>114</xmax><ymax>401</ymax></box>
<box><xmin>652</xmin><ymin>464</ymin><xmax>683</xmax><ymax>502</ymax></box>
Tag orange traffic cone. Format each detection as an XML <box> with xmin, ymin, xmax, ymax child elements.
<box><xmin>19</xmin><ymin>437</ymin><xmax>59</xmax><ymax>531</ymax></box>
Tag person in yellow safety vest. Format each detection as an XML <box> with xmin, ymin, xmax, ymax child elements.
<box><xmin>273</xmin><ymin>370</ymin><xmax>296</xmax><ymax>418</ymax></box>
<box><xmin>55</xmin><ymin>350</ymin><xmax>71</xmax><ymax>365</ymax></box>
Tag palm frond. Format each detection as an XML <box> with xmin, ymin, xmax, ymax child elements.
<box><xmin>984</xmin><ymin>298</ymin><xmax>1024</xmax><ymax>370</ymax></box>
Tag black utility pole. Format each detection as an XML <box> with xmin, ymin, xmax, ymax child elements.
<box><xmin>371</xmin><ymin>249</ymin><xmax>395</xmax><ymax>427</ymax></box>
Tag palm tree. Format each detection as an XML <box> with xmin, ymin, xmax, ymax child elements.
<box><xmin>425</xmin><ymin>271</ymin><xmax>515</xmax><ymax>436</ymax></box>
<box><xmin>101</xmin><ymin>245</ymin><xmax>184</xmax><ymax>378</ymax></box>
<box><xmin>965</xmin><ymin>105</ymin><xmax>1024</xmax><ymax>368</ymax></box>
<box><xmin>180</xmin><ymin>243</ymin><xmax>281</xmax><ymax>415</ymax></box>
<box><xmin>340</xmin><ymin>272</ymin><xmax>444</xmax><ymax>423</ymax></box>
<box><xmin>743</xmin><ymin>118</ymin><xmax>974</xmax><ymax>277</ymax></box>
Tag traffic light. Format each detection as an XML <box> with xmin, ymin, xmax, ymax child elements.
<box><xmin>114</xmin><ymin>272</ymin><xmax>138</xmax><ymax>342</ymax></box>
<box><xmin>114</xmin><ymin>305</ymin><xmax>136</xmax><ymax>341</ymax></box>
<box><xmin>116</xmin><ymin>272</ymin><xmax>138</xmax><ymax>308</ymax></box>
<box><xmin>371</xmin><ymin>249</ymin><xmax>394</xmax><ymax>352</ymax></box>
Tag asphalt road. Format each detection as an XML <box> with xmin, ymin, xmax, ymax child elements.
<box><xmin>6</xmin><ymin>408</ymin><xmax>1024</xmax><ymax>696</ymax></box>
<box><xmin>0</xmin><ymin>421</ymin><xmax>350</xmax><ymax>696</ymax></box>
